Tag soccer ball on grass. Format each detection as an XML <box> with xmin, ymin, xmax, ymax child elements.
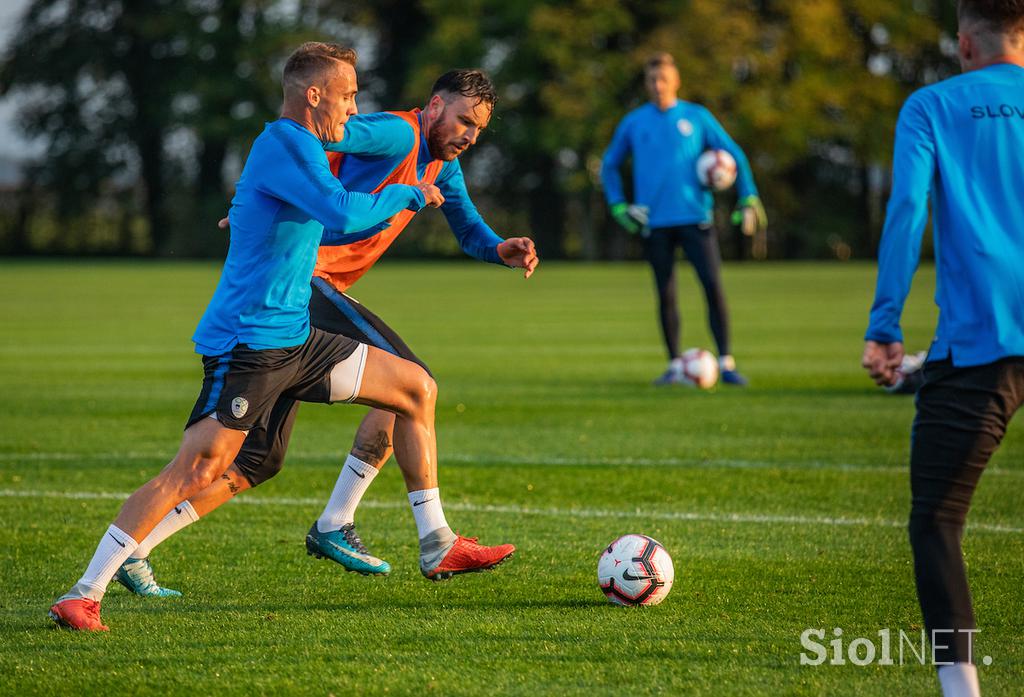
<box><xmin>597</xmin><ymin>534</ymin><xmax>674</xmax><ymax>606</ymax></box>
<box><xmin>680</xmin><ymin>347</ymin><xmax>719</xmax><ymax>389</ymax></box>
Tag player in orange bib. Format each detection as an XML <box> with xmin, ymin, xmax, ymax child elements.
<box><xmin>113</xmin><ymin>70</ymin><xmax>538</xmax><ymax>595</ymax></box>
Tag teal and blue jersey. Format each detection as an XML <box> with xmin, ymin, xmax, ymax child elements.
<box><xmin>866</xmin><ymin>63</ymin><xmax>1024</xmax><ymax>367</ymax></box>
<box><xmin>600</xmin><ymin>100</ymin><xmax>759</xmax><ymax>227</ymax></box>
<box><xmin>326</xmin><ymin>111</ymin><xmax>505</xmax><ymax>264</ymax></box>
<box><xmin>192</xmin><ymin>118</ymin><xmax>425</xmax><ymax>355</ymax></box>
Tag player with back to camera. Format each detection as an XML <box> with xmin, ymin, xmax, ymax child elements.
<box><xmin>47</xmin><ymin>42</ymin><xmax>464</xmax><ymax>631</ymax></box>
<box><xmin>601</xmin><ymin>52</ymin><xmax>767</xmax><ymax>387</ymax></box>
<box><xmin>862</xmin><ymin>2</ymin><xmax>1024</xmax><ymax>695</ymax></box>
<box><xmin>110</xmin><ymin>69</ymin><xmax>537</xmax><ymax>597</ymax></box>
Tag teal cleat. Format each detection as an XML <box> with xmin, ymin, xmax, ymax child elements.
<box><xmin>305</xmin><ymin>522</ymin><xmax>391</xmax><ymax>576</ymax></box>
<box><xmin>114</xmin><ymin>558</ymin><xmax>182</xmax><ymax>598</ymax></box>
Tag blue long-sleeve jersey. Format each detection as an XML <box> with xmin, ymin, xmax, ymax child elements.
<box><xmin>866</xmin><ymin>63</ymin><xmax>1024</xmax><ymax>367</ymax></box>
<box><xmin>601</xmin><ymin>100</ymin><xmax>758</xmax><ymax>227</ymax></box>
<box><xmin>325</xmin><ymin>111</ymin><xmax>505</xmax><ymax>265</ymax></box>
<box><xmin>192</xmin><ymin>118</ymin><xmax>425</xmax><ymax>355</ymax></box>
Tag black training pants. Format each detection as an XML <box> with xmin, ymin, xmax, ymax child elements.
<box><xmin>909</xmin><ymin>357</ymin><xmax>1024</xmax><ymax>664</ymax></box>
<box><xmin>644</xmin><ymin>224</ymin><xmax>730</xmax><ymax>360</ymax></box>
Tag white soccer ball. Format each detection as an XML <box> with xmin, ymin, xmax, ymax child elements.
<box><xmin>597</xmin><ymin>534</ymin><xmax>674</xmax><ymax>606</ymax></box>
<box><xmin>696</xmin><ymin>149</ymin><xmax>737</xmax><ymax>191</ymax></box>
<box><xmin>681</xmin><ymin>347</ymin><xmax>719</xmax><ymax>389</ymax></box>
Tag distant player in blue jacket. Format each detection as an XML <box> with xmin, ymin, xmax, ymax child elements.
<box><xmin>601</xmin><ymin>52</ymin><xmax>767</xmax><ymax>387</ymax></box>
<box><xmin>863</xmin><ymin>3</ymin><xmax>1024</xmax><ymax>695</ymax></box>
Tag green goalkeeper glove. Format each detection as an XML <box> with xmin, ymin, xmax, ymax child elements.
<box><xmin>731</xmin><ymin>195</ymin><xmax>767</xmax><ymax>236</ymax></box>
<box><xmin>610</xmin><ymin>202</ymin><xmax>649</xmax><ymax>235</ymax></box>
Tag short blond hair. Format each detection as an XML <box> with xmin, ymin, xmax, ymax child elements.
<box><xmin>282</xmin><ymin>42</ymin><xmax>357</xmax><ymax>95</ymax></box>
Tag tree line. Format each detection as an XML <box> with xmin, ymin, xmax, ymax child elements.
<box><xmin>0</xmin><ymin>0</ymin><xmax>956</xmax><ymax>260</ymax></box>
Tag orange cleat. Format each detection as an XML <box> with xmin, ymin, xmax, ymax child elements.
<box><xmin>421</xmin><ymin>535</ymin><xmax>515</xmax><ymax>581</ymax></box>
<box><xmin>48</xmin><ymin>598</ymin><xmax>109</xmax><ymax>632</ymax></box>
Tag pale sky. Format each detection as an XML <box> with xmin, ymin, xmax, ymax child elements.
<box><xmin>0</xmin><ymin>0</ymin><xmax>34</xmax><ymax>160</ymax></box>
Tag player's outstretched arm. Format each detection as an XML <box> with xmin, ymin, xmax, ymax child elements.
<box><xmin>324</xmin><ymin>113</ymin><xmax>415</xmax><ymax>160</ymax></box>
<box><xmin>218</xmin><ymin>181</ymin><xmax>443</xmax><ymax>245</ymax></box>
<box><xmin>435</xmin><ymin>160</ymin><xmax>535</xmax><ymax>276</ymax></box>
<box><xmin>319</xmin><ymin>180</ymin><xmax>443</xmax><ymax>246</ymax></box>
<box><xmin>259</xmin><ymin>124</ymin><xmax>427</xmax><ymax>234</ymax></box>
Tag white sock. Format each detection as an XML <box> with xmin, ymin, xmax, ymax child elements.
<box><xmin>670</xmin><ymin>357</ymin><xmax>685</xmax><ymax>374</ymax></box>
<box><xmin>316</xmin><ymin>454</ymin><xmax>379</xmax><ymax>532</ymax></box>
<box><xmin>408</xmin><ymin>487</ymin><xmax>448</xmax><ymax>539</ymax></box>
<box><xmin>132</xmin><ymin>501</ymin><xmax>200</xmax><ymax>559</ymax></box>
<box><xmin>69</xmin><ymin>524</ymin><xmax>139</xmax><ymax>601</ymax></box>
<box><xmin>938</xmin><ymin>664</ymin><xmax>980</xmax><ymax>697</ymax></box>
<box><xmin>719</xmin><ymin>354</ymin><xmax>736</xmax><ymax>371</ymax></box>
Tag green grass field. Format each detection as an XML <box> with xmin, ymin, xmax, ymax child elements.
<box><xmin>0</xmin><ymin>259</ymin><xmax>1021</xmax><ymax>696</ymax></box>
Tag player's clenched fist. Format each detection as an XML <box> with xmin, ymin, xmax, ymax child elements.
<box><xmin>415</xmin><ymin>181</ymin><xmax>444</xmax><ymax>208</ymax></box>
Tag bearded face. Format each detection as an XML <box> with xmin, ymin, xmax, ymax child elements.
<box><xmin>425</xmin><ymin>94</ymin><xmax>492</xmax><ymax>161</ymax></box>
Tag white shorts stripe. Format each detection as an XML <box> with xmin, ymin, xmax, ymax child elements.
<box><xmin>328</xmin><ymin>342</ymin><xmax>368</xmax><ymax>404</ymax></box>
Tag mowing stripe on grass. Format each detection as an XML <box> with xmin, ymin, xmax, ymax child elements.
<box><xmin>2</xmin><ymin>488</ymin><xmax>1021</xmax><ymax>535</ymax></box>
<box><xmin>1</xmin><ymin>450</ymin><xmax>1021</xmax><ymax>477</ymax></box>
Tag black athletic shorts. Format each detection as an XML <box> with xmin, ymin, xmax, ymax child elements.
<box><xmin>186</xmin><ymin>326</ymin><xmax>361</xmax><ymax>433</ymax></box>
<box><xmin>232</xmin><ymin>278</ymin><xmax>431</xmax><ymax>485</ymax></box>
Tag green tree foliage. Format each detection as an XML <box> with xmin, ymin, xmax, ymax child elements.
<box><xmin>1</xmin><ymin>0</ymin><xmax>302</xmax><ymax>255</ymax></box>
<box><xmin>405</xmin><ymin>0</ymin><xmax>952</xmax><ymax>259</ymax></box>
<box><xmin>1</xmin><ymin>0</ymin><xmax>957</xmax><ymax>258</ymax></box>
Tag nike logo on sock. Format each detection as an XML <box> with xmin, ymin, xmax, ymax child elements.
<box><xmin>348</xmin><ymin>465</ymin><xmax>366</xmax><ymax>479</ymax></box>
<box><xmin>174</xmin><ymin>506</ymin><xmax>182</xmax><ymax>515</ymax></box>
<box><xmin>413</xmin><ymin>498</ymin><xmax>434</xmax><ymax>507</ymax></box>
<box><xmin>108</xmin><ymin>532</ymin><xmax>126</xmax><ymax>548</ymax></box>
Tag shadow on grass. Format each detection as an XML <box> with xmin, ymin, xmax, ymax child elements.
<box><xmin>128</xmin><ymin>596</ymin><xmax>610</xmax><ymax>614</ymax></box>
<box><xmin>1</xmin><ymin>596</ymin><xmax>612</xmax><ymax>636</ymax></box>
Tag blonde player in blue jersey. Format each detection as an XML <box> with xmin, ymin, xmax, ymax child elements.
<box><xmin>601</xmin><ymin>52</ymin><xmax>767</xmax><ymax>387</ymax></box>
<box><xmin>863</xmin><ymin>3</ymin><xmax>1024</xmax><ymax>695</ymax></box>
<box><xmin>46</xmin><ymin>43</ymin><xmax>467</xmax><ymax>632</ymax></box>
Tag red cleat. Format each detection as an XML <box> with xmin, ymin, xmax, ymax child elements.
<box><xmin>421</xmin><ymin>535</ymin><xmax>515</xmax><ymax>581</ymax></box>
<box><xmin>48</xmin><ymin>598</ymin><xmax>109</xmax><ymax>632</ymax></box>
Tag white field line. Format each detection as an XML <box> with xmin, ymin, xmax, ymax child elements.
<box><xmin>0</xmin><ymin>450</ymin><xmax>1021</xmax><ymax>479</ymax></box>
<box><xmin>1</xmin><ymin>488</ymin><xmax>1021</xmax><ymax>536</ymax></box>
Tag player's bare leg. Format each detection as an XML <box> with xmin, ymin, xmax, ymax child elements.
<box><xmin>49</xmin><ymin>419</ymin><xmax>246</xmax><ymax>629</ymax></box>
<box><xmin>113</xmin><ymin>466</ymin><xmax>252</xmax><ymax>598</ymax></box>
<box><xmin>302</xmin><ymin>347</ymin><xmax>438</xmax><ymax>575</ymax></box>
<box><xmin>118</xmin><ymin>346</ymin><xmax>511</xmax><ymax>589</ymax></box>
<box><xmin>114</xmin><ymin>419</ymin><xmax>247</xmax><ymax>538</ymax></box>
<box><xmin>116</xmin><ymin>347</ymin><xmax>439</xmax><ymax>584</ymax></box>
<box><xmin>304</xmin><ymin>409</ymin><xmax>396</xmax><ymax>573</ymax></box>
<box><xmin>346</xmin><ymin>408</ymin><xmax>435</xmax><ymax>489</ymax></box>
<box><xmin>317</xmin><ymin>348</ymin><xmax>513</xmax><ymax>580</ymax></box>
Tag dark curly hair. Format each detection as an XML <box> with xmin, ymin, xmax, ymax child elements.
<box><xmin>958</xmin><ymin>0</ymin><xmax>1024</xmax><ymax>34</ymax></box>
<box><xmin>430</xmin><ymin>70</ymin><xmax>497</xmax><ymax>111</ymax></box>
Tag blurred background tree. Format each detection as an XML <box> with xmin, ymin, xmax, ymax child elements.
<box><xmin>0</xmin><ymin>0</ymin><xmax>957</xmax><ymax>259</ymax></box>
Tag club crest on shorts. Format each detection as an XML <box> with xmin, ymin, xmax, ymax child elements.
<box><xmin>231</xmin><ymin>396</ymin><xmax>249</xmax><ymax>419</ymax></box>
<box><xmin>677</xmin><ymin>118</ymin><xmax>693</xmax><ymax>137</ymax></box>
